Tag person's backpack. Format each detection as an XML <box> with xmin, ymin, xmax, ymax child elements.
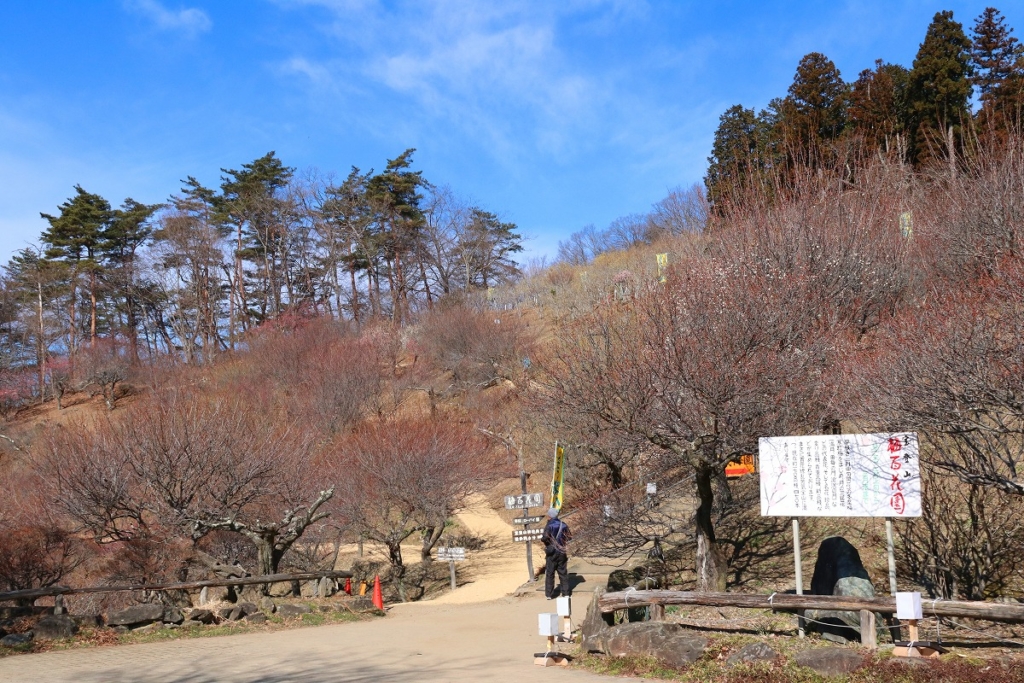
<box><xmin>550</xmin><ymin>519</ymin><xmax>570</xmax><ymax>552</ymax></box>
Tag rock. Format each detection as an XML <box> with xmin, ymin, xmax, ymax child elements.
<box><xmin>807</xmin><ymin>537</ymin><xmax>883</xmax><ymax>642</ymax></box>
<box><xmin>727</xmin><ymin>642</ymin><xmax>779</xmax><ymax>667</ymax></box>
<box><xmin>188</xmin><ymin>608</ymin><xmax>215</xmax><ymax>624</ymax></box>
<box><xmin>33</xmin><ymin>614</ymin><xmax>79</xmax><ymax>641</ymax></box>
<box><xmin>595</xmin><ymin>621</ymin><xmax>708</xmax><ymax>669</ymax></box>
<box><xmin>343</xmin><ymin>597</ymin><xmax>375</xmax><ymax>612</ymax></box>
<box><xmin>180</xmin><ymin>620</ymin><xmax>203</xmax><ymax>628</ymax></box>
<box><xmin>236</xmin><ymin>602</ymin><xmax>259</xmax><ymax>617</ymax></box>
<box><xmin>318</xmin><ymin>577</ymin><xmax>335</xmax><ymax>598</ymax></box>
<box><xmin>1</xmin><ymin>632</ymin><xmax>33</xmax><ymax>647</ymax></box>
<box><xmin>162</xmin><ymin>607</ymin><xmax>184</xmax><ymax>625</ymax></box>
<box><xmin>0</xmin><ymin>627</ymin><xmax>6</xmax><ymax>639</ymax></box>
<box><xmin>200</xmin><ymin>586</ymin><xmax>231</xmax><ymax>605</ymax></box>
<box><xmin>221</xmin><ymin>606</ymin><xmax>245</xmax><ymax>621</ymax></box>
<box><xmin>794</xmin><ymin>647</ymin><xmax>865</xmax><ymax>676</ymax></box>
<box><xmin>244</xmin><ymin>612</ymin><xmax>268</xmax><ymax>624</ymax></box>
<box><xmin>72</xmin><ymin>614</ymin><xmax>103</xmax><ymax>628</ymax></box>
<box><xmin>107</xmin><ymin>604</ymin><xmax>166</xmax><ymax>627</ymax></box>
<box><xmin>580</xmin><ymin>588</ymin><xmax>614</xmax><ymax>652</ymax></box>
<box><xmin>810</xmin><ymin>537</ymin><xmax>871</xmax><ymax>595</ymax></box>
<box><xmin>259</xmin><ymin>597</ymin><xmax>277</xmax><ymax>614</ymax></box>
<box><xmin>300</xmin><ymin>581</ymin><xmax>319</xmax><ymax>598</ymax></box>
<box><xmin>132</xmin><ymin>622</ymin><xmax>164</xmax><ymax>634</ymax></box>
<box><xmin>268</xmin><ymin>582</ymin><xmax>295</xmax><ymax>598</ymax></box>
<box><xmin>276</xmin><ymin>603</ymin><xmax>313</xmax><ymax>619</ymax></box>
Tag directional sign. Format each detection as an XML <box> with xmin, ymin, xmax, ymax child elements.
<box><xmin>513</xmin><ymin>528</ymin><xmax>545</xmax><ymax>543</ymax></box>
<box><xmin>504</xmin><ymin>493</ymin><xmax>543</xmax><ymax>510</ymax></box>
<box><xmin>436</xmin><ymin>547</ymin><xmax>466</xmax><ymax>561</ymax></box>
<box><xmin>512</xmin><ymin>515</ymin><xmax>544</xmax><ymax>525</ymax></box>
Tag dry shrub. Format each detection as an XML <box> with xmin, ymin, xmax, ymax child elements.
<box><xmin>416</xmin><ymin>302</ymin><xmax>532</xmax><ymax>388</ymax></box>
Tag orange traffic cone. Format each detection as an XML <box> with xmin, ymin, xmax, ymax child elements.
<box><xmin>372</xmin><ymin>574</ymin><xmax>385</xmax><ymax>611</ymax></box>
<box><xmin>344</xmin><ymin>577</ymin><xmax>352</xmax><ymax>595</ymax></box>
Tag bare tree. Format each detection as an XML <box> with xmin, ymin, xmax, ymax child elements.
<box><xmin>537</xmin><ymin>255</ymin><xmax>839</xmax><ymax>591</ymax></box>
<box><xmin>40</xmin><ymin>388</ymin><xmax>332</xmax><ymax>578</ymax></box>
<box><xmin>330</xmin><ymin>417</ymin><xmax>506</xmax><ymax>600</ymax></box>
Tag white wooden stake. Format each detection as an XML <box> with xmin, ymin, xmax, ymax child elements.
<box><xmin>793</xmin><ymin>517</ymin><xmax>804</xmax><ymax>638</ymax></box>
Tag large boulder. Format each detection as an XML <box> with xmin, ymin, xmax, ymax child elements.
<box><xmin>1</xmin><ymin>632</ymin><xmax>33</xmax><ymax>647</ymax></box>
<box><xmin>810</xmin><ymin>537</ymin><xmax>871</xmax><ymax>595</ymax></box>
<box><xmin>580</xmin><ymin>588</ymin><xmax>614</xmax><ymax>652</ymax></box>
<box><xmin>276</xmin><ymin>603</ymin><xmax>313</xmax><ymax>619</ymax></box>
<box><xmin>794</xmin><ymin>647</ymin><xmax>866</xmax><ymax>676</ymax></box>
<box><xmin>592</xmin><ymin>621</ymin><xmax>708</xmax><ymax>669</ymax></box>
<box><xmin>807</xmin><ymin>537</ymin><xmax>883</xmax><ymax>642</ymax></box>
<box><xmin>107</xmin><ymin>604</ymin><xmax>165</xmax><ymax>628</ymax></box>
<box><xmin>162</xmin><ymin>607</ymin><xmax>184</xmax><ymax>625</ymax></box>
<box><xmin>32</xmin><ymin>614</ymin><xmax>79</xmax><ymax>641</ymax></box>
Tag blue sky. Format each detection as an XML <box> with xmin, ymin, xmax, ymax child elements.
<box><xmin>1</xmin><ymin>1</ymin><xmax>1018</xmax><ymax>265</ymax></box>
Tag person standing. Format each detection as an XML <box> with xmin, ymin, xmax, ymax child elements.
<box><xmin>542</xmin><ymin>507</ymin><xmax>571</xmax><ymax>599</ymax></box>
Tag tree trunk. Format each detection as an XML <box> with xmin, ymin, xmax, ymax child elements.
<box><xmin>694</xmin><ymin>465</ymin><xmax>727</xmax><ymax>592</ymax></box>
<box><xmin>420</xmin><ymin>525</ymin><xmax>444</xmax><ymax>562</ymax></box>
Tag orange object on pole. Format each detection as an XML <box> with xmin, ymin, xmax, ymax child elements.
<box><xmin>344</xmin><ymin>577</ymin><xmax>352</xmax><ymax>595</ymax></box>
<box><xmin>372</xmin><ymin>574</ymin><xmax>384</xmax><ymax>610</ymax></box>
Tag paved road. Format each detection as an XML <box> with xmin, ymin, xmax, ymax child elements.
<box><xmin>0</xmin><ymin>592</ymin><xmax>609</xmax><ymax>683</ymax></box>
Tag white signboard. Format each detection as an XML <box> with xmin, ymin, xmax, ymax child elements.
<box><xmin>436</xmin><ymin>547</ymin><xmax>466</xmax><ymax>561</ymax></box>
<box><xmin>759</xmin><ymin>432</ymin><xmax>921</xmax><ymax>518</ymax></box>
<box><xmin>513</xmin><ymin>528</ymin><xmax>545</xmax><ymax>542</ymax></box>
<box><xmin>504</xmin><ymin>493</ymin><xmax>543</xmax><ymax>509</ymax></box>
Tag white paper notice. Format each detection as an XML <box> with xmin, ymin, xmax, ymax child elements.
<box><xmin>759</xmin><ymin>433</ymin><xmax>921</xmax><ymax>518</ymax></box>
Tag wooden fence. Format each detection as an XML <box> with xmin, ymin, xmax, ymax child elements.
<box><xmin>597</xmin><ymin>589</ymin><xmax>1024</xmax><ymax>623</ymax></box>
<box><xmin>0</xmin><ymin>570</ymin><xmax>353</xmax><ymax>603</ymax></box>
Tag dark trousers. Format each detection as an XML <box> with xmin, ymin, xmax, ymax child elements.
<box><xmin>545</xmin><ymin>551</ymin><xmax>569</xmax><ymax>598</ymax></box>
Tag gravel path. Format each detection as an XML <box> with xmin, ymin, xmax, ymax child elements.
<box><xmin>0</xmin><ymin>497</ymin><xmax>614</xmax><ymax>683</ymax></box>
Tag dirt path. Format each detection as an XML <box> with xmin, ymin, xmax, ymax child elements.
<box><xmin>0</xmin><ymin>498</ymin><xmax>616</xmax><ymax>683</ymax></box>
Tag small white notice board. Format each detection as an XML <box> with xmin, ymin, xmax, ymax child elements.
<box><xmin>759</xmin><ymin>432</ymin><xmax>921</xmax><ymax>518</ymax></box>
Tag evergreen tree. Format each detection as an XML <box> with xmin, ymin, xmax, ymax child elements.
<box><xmin>40</xmin><ymin>186</ymin><xmax>113</xmax><ymax>351</ymax></box>
<box><xmin>971</xmin><ymin>7</ymin><xmax>1022</xmax><ymax>106</ymax></box>
<box><xmin>217</xmin><ymin>152</ymin><xmax>295</xmax><ymax>334</ymax></box>
<box><xmin>847</xmin><ymin>60</ymin><xmax>910</xmax><ymax>156</ymax></box>
<box><xmin>456</xmin><ymin>209</ymin><xmax>522</xmax><ymax>290</ymax></box>
<box><xmin>780</xmin><ymin>52</ymin><xmax>848</xmax><ymax>154</ymax></box>
<box><xmin>103</xmin><ymin>199</ymin><xmax>159</xmax><ymax>359</ymax></box>
<box><xmin>705</xmin><ymin>105</ymin><xmax>762</xmax><ymax>210</ymax></box>
<box><xmin>907</xmin><ymin>11</ymin><xmax>973</xmax><ymax>165</ymax></box>
<box><xmin>366</xmin><ymin>149</ymin><xmax>426</xmax><ymax>324</ymax></box>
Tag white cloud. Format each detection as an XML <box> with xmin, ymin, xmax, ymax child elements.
<box><xmin>125</xmin><ymin>0</ymin><xmax>212</xmax><ymax>36</ymax></box>
<box><xmin>279</xmin><ymin>57</ymin><xmax>333</xmax><ymax>86</ymax></box>
<box><xmin>274</xmin><ymin>1</ymin><xmax>622</xmax><ymax>161</ymax></box>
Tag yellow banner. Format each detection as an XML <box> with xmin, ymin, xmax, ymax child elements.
<box><xmin>656</xmin><ymin>253</ymin><xmax>669</xmax><ymax>283</ymax></box>
<box><xmin>550</xmin><ymin>443</ymin><xmax>566</xmax><ymax>511</ymax></box>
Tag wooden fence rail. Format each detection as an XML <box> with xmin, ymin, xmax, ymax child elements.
<box><xmin>0</xmin><ymin>570</ymin><xmax>353</xmax><ymax>603</ymax></box>
<box><xmin>598</xmin><ymin>590</ymin><xmax>1024</xmax><ymax>624</ymax></box>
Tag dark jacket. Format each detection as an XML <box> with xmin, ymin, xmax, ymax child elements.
<box><xmin>542</xmin><ymin>517</ymin><xmax>570</xmax><ymax>555</ymax></box>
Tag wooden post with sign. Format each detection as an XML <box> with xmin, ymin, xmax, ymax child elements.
<box><xmin>507</xmin><ymin>492</ymin><xmax>545</xmax><ymax>582</ymax></box>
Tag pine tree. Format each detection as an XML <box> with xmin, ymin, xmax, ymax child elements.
<box><xmin>907</xmin><ymin>11</ymin><xmax>973</xmax><ymax>165</ymax></box>
<box><xmin>102</xmin><ymin>199</ymin><xmax>159</xmax><ymax>359</ymax></box>
<box><xmin>366</xmin><ymin>149</ymin><xmax>426</xmax><ymax>324</ymax></box>
<box><xmin>217</xmin><ymin>152</ymin><xmax>295</xmax><ymax>335</ymax></box>
<box><xmin>40</xmin><ymin>186</ymin><xmax>113</xmax><ymax>351</ymax></box>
